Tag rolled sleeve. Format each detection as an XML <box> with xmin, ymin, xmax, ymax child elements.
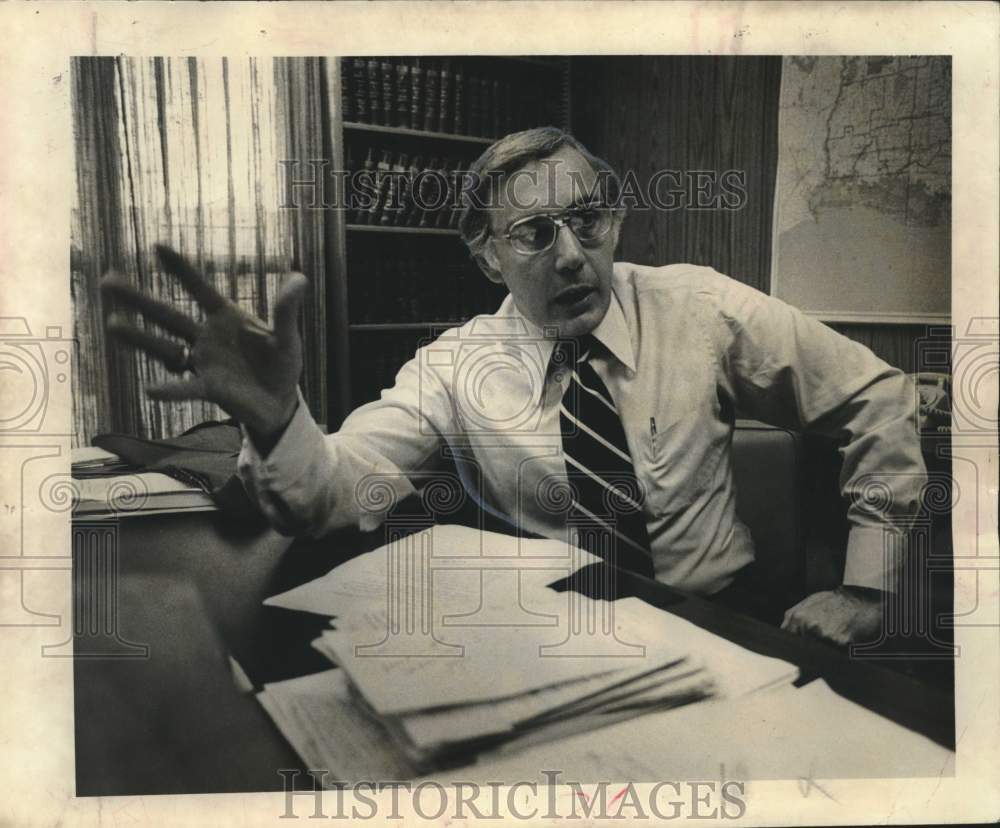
<box><xmin>237</xmin><ymin>344</ymin><xmax>453</xmax><ymax>537</ymax></box>
<box><xmin>709</xmin><ymin>272</ymin><xmax>926</xmax><ymax>592</ymax></box>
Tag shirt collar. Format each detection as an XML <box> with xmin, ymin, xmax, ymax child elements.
<box><xmin>588</xmin><ymin>289</ymin><xmax>636</xmax><ymax>372</ymax></box>
<box><xmin>494</xmin><ymin>288</ymin><xmax>636</xmax><ymax>373</ymax></box>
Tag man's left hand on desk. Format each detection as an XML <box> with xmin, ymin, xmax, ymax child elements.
<box><xmin>780</xmin><ymin>585</ymin><xmax>884</xmax><ymax>647</ymax></box>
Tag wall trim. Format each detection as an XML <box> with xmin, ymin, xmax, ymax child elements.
<box><xmin>806</xmin><ymin>311</ymin><xmax>952</xmax><ymax>326</ymax></box>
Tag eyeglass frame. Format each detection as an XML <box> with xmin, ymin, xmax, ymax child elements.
<box><xmin>497</xmin><ymin>203</ymin><xmax>619</xmax><ymax>256</ymax></box>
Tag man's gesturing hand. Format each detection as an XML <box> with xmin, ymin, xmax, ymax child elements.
<box><xmin>781</xmin><ymin>585</ymin><xmax>884</xmax><ymax>648</ymax></box>
<box><xmin>102</xmin><ymin>245</ymin><xmax>308</xmax><ymax>445</ymax></box>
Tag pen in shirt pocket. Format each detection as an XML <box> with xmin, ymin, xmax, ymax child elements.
<box><xmin>649</xmin><ymin>416</ymin><xmax>658</xmax><ymax>450</ymax></box>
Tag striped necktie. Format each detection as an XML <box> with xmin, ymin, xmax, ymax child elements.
<box><xmin>557</xmin><ymin>337</ymin><xmax>654</xmax><ymax>578</ymax></box>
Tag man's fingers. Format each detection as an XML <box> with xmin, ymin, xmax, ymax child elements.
<box><xmin>155</xmin><ymin>244</ymin><xmax>226</xmax><ymax>314</ymax></box>
<box><xmin>273</xmin><ymin>272</ymin><xmax>309</xmax><ymax>349</ymax></box>
<box><xmin>102</xmin><ymin>273</ymin><xmax>200</xmax><ymax>341</ymax></box>
<box><xmin>107</xmin><ymin>314</ymin><xmax>189</xmax><ymax>373</ymax></box>
<box><xmin>146</xmin><ymin>376</ymin><xmax>209</xmax><ymax>403</ymax></box>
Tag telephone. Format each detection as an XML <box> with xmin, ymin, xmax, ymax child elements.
<box><xmin>912</xmin><ymin>372</ymin><xmax>951</xmax><ymax>432</ymax></box>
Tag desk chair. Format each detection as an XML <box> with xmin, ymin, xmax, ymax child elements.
<box><xmin>731</xmin><ymin>420</ymin><xmax>807</xmax><ymax>610</ymax></box>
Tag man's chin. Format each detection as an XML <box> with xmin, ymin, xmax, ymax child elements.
<box><xmin>549</xmin><ymin>305</ymin><xmax>604</xmax><ymax>339</ymax></box>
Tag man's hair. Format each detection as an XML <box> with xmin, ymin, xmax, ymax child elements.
<box><xmin>457</xmin><ymin>126</ymin><xmax>622</xmax><ymax>259</ymax></box>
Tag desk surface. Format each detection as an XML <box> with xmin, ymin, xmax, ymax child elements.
<box><xmin>72</xmin><ymin>510</ymin><xmax>955</xmax><ymax>796</ymax></box>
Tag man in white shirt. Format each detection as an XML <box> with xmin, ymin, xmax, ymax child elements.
<box><xmin>104</xmin><ymin>127</ymin><xmax>927</xmax><ymax>646</ymax></box>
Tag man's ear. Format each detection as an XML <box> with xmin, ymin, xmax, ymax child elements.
<box><xmin>474</xmin><ymin>243</ymin><xmax>505</xmax><ymax>285</ymax></box>
<box><xmin>608</xmin><ymin>209</ymin><xmax>626</xmax><ymax>252</ymax></box>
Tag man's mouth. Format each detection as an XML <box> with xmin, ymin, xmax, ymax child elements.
<box><xmin>553</xmin><ymin>285</ymin><xmax>595</xmax><ymax>306</ymax></box>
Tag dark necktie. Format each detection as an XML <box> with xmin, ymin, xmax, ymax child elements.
<box><xmin>557</xmin><ymin>337</ymin><xmax>654</xmax><ymax>578</ymax></box>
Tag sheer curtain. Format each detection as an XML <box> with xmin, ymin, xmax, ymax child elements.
<box><xmin>72</xmin><ymin>56</ymin><xmax>330</xmax><ymax>445</ymax></box>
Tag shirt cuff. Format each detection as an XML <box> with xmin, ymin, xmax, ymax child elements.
<box><xmin>842</xmin><ymin>525</ymin><xmax>905</xmax><ymax>593</ymax></box>
<box><xmin>237</xmin><ymin>390</ymin><xmax>328</xmax><ymax>493</ymax></box>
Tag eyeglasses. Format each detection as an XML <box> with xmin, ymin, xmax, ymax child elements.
<box><xmin>501</xmin><ymin>205</ymin><xmax>615</xmax><ymax>256</ymax></box>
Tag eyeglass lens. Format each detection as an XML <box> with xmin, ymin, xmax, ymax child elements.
<box><xmin>509</xmin><ymin>208</ymin><xmax>611</xmax><ymax>253</ymax></box>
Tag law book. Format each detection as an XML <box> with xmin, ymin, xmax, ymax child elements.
<box><xmin>409</xmin><ymin>60</ymin><xmax>424</xmax><ymax>130</ymax></box>
<box><xmin>344</xmin><ymin>145</ymin><xmax>356</xmax><ymax>223</ymax></box>
<box><xmin>479</xmin><ymin>77</ymin><xmax>493</xmax><ymax>136</ymax></box>
<box><xmin>417</xmin><ymin>156</ymin><xmax>441</xmax><ymax>227</ymax></box>
<box><xmin>368</xmin><ymin>149</ymin><xmax>393</xmax><ymax>225</ymax></box>
<box><xmin>380</xmin><ymin>60</ymin><xmax>395</xmax><ymax>126</ymax></box>
<box><xmin>466</xmin><ymin>75</ymin><xmax>481</xmax><ymax>136</ymax></box>
<box><xmin>380</xmin><ymin>152</ymin><xmax>409</xmax><ymax>226</ymax></box>
<box><xmin>399</xmin><ymin>153</ymin><xmax>423</xmax><ymax>227</ymax></box>
<box><xmin>437</xmin><ymin>59</ymin><xmax>452</xmax><ymax>133</ymax></box>
<box><xmin>422</xmin><ymin>63</ymin><xmax>439</xmax><ymax>133</ymax></box>
<box><xmin>434</xmin><ymin>159</ymin><xmax>456</xmax><ymax>228</ymax></box>
<box><xmin>350</xmin><ymin>58</ymin><xmax>368</xmax><ymax>122</ymax></box>
<box><xmin>491</xmin><ymin>79</ymin><xmax>502</xmax><ymax>138</ymax></box>
<box><xmin>452</xmin><ymin>66</ymin><xmax>465</xmax><ymax>134</ymax></box>
<box><xmin>395</xmin><ymin>62</ymin><xmax>410</xmax><ymax>128</ymax></box>
<box><xmin>340</xmin><ymin>59</ymin><xmax>353</xmax><ymax>121</ymax></box>
<box><xmin>366</xmin><ymin>59</ymin><xmax>381</xmax><ymax>124</ymax></box>
<box><xmin>503</xmin><ymin>80</ymin><xmax>514</xmax><ymax>133</ymax></box>
<box><xmin>354</xmin><ymin>147</ymin><xmax>377</xmax><ymax>224</ymax></box>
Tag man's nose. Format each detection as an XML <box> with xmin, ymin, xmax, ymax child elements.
<box><xmin>553</xmin><ymin>223</ymin><xmax>585</xmax><ymax>275</ymax></box>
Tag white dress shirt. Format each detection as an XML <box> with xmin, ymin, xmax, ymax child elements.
<box><xmin>238</xmin><ymin>263</ymin><xmax>926</xmax><ymax>594</ymax></box>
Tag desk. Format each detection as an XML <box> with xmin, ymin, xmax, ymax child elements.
<box><xmin>72</xmin><ymin>509</ymin><xmax>955</xmax><ymax>796</ymax></box>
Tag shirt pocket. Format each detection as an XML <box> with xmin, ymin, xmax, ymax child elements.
<box><xmin>640</xmin><ymin>409</ymin><xmax>721</xmax><ymax>517</ymax></box>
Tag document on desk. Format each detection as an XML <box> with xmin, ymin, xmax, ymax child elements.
<box><xmin>258</xmin><ymin>524</ymin><xmax>800</xmax><ymax>773</ymax></box>
<box><xmin>264</xmin><ymin>524</ymin><xmax>599</xmax><ymax>618</ymax></box>
<box><xmin>453</xmin><ymin>678</ymin><xmax>954</xmax><ymax>783</ymax></box>
<box><xmin>258</xmin><ymin>669</ymin><xmax>420</xmax><ymax>783</ymax></box>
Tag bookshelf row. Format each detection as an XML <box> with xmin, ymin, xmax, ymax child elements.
<box><xmin>347</xmin><ymin>237</ymin><xmax>505</xmax><ymax>326</ymax></box>
<box><xmin>330</xmin><ymin>55</ymin><xmax>571</xmax><ymax>417</ymax></box>
<box><xmin>343</xmin><ymin>144</ymin><xmax>474</xmax><ymax>229</ymax></box>
<box><xmin>340</xmin><ymin>57</ymin><xmax>566</xmax><ymax>140</ymax></box>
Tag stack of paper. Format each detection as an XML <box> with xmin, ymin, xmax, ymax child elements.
<box><xmin>71</xmin><ymin>446</ymin><xmax>216</xmax><ymax>517</ymax></box>
<box><xmin>258</xmin><ymin>525</ymin><xmax>798</xmax><ymax>776</ymax></box>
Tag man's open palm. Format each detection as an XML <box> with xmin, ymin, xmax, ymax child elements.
<box><xmin>103</xmin><ymin>245</ymin><xmax>307</xmax><ymax>441</ymax></box>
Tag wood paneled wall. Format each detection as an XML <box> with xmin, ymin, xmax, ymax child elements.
<box><xmin>571</xmin><ymin>56</ymin><xmax>782</xmax><ymax>293</ymax></box>
<box><xmin>569</xmin><ymin>56</ymin><xmax>949</xmax><ymax>375</ymax></box>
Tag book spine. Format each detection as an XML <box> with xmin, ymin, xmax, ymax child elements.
<box><xmin>381</xmin><ymin>152</ymin><xmax>408</xmax><ymax>226</ymax></box>
<box><xmin>356</xmin><ymin>147</ymin><xmax>376</xmax><ymax>224</ymax></box>
<box><xmin>436</xmin><ymin>159</ymin><xmax>456</xmax><ymax>228</ymax></box>
<box><xmin>395</xmin><ymin>63</ymin><xmax>410</xmax><ymax>129</ymax></box>
<box><xmin>351</xmin><ymin>58</ymin><xmax>367</xmax><ymax>122</ymax></box>
<box><xmin>503</xmin><ymin>80</ymin><xmax>514</xmax><ymax>134</ymax></box>
<box><xmin>449</xmin><ymin>163</ymin><xmax>464</xmax><ymax>229</ymax></box>
<box><xmin>466</xmin><ymin>76</ymin><xmax>481</xmax><ymax>136</ymax></box>
<box><xmin>423</xmin><ymin>65</ymin><xmax>439</xmax><ymax>133</ymax></box>
<box><xmin>366</xmin><ymin>59</ymin><xmax>381</xmax><ymax>124</ymax></box>
<box><xmin>340</xmin><ymin>58</ymin><xmax>353</xmax><ymax>121</ymax></box>
<box><xmin>381</xmin><ymin>60</ymin><xmax>395</xmax><ymax>126</ymax></box>
<box><xmin>399</xmin><ymin>154</ymin><xmax>422</xmax><ymax>227</ymax></box>
<box><xmin>369</xmin><ymin>149</ymin><xmax>392</xmax><ymax>225</ymax></box>
<box><xmin>417</xmin><ymin>157</ymin><xmax>440</xmax><ymax>228</ymax></box>
<box><xmin>409</xmin><ymin>62</ymin><xmax>424</xmax><ymax>130</ymax></box>
<box><xmin>452</xmin><ymin>67</ymin><xmax>465</xmax><ymax>135</ymax></box>
<box><xmin>492</xmin><ymin>79</ymin><xmax>502</xmax><ymax>138</ymax></box>
<box><xmin>344</xmin><ymin>145</ymin><xmax>356</xmax><ymax>223</ymax></box>
<box><xmin>478</xmin><ymin>77</ymin><xmax>492</xmax><ymax>136</ymax></box>
<box><xmin>438</xmin><ymin>61</ymin><xmax>451</xmax><ymax>133</ymax></box>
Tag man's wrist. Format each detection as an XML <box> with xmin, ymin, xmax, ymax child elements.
<box><xmin>246</xmin><ymin>395</ymin><xmax>300</xmax><ymax>457</ymax></box>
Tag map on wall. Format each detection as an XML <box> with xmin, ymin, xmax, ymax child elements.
<box><xmin>771</xmin><ymin>56</ymin><xmax>951</xmax><ymax>322</ymax></box>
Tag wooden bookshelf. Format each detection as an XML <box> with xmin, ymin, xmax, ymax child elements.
<box><xmin>345</xmin><ymin>224</ymin><xmax>460</xmax><ymax>236</ymax></box>
<box><xmin>327</xmin><ymin>56</ymin><xmax>571</xmax><ymax>422</ymax></box>
<box><xmin>343</xmin><ymin>121</ymin><xmax>494</xmax><ymax>146</ymax></box>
